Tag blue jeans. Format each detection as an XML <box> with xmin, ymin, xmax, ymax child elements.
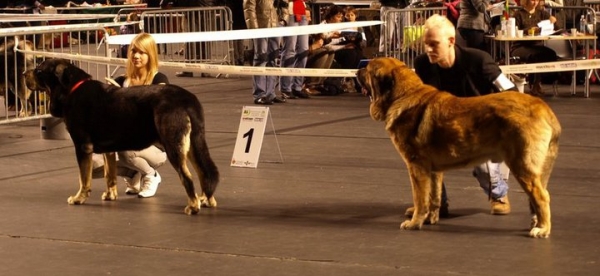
<box><xmin>473</xmin><ymin>161</ymin><xmax>510</xmax><ymax>200</ymax></box>
<box><xmin>379</xmin><ymin>6</ymin><xmax>405</xmax><ymax>53</ymax></box>
<box><xmin>252</xmin><ymin>36</ymin><xmax>280</xmax><ymax>100</ymax></box>
<box><xmin>440</xmin><ymin>161</ymin><xmax>509</xmax><ymax>204</ymax></box>
<box><xmin>280</xmin><ymin>15</ymin><xmax>308</xmax><ymax>93</ymax></box>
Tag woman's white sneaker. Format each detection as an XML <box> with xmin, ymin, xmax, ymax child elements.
<box><xmin>138</xmin><ymin>171</ymin><xmax>161</xmax><ymax>198</ymax></box>
<box><xmin>124</xmin><ymin>172</ymin><xmax>142</xmax><ymax>195</ymax></box>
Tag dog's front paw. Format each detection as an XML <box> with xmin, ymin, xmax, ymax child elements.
<box><xmin>67</xmin><ymin>195</ymin><xmax>87</xmax><ymax>205</ymax></box>
<box><xmin>67</xmin><ymin>189</ymin><xmax>91</xmax><ymax>205</ymax></box>
<box><xmin>400</xmin><ymin>219</ymin><xmax>423</xmax><ymax>230</ymax></box>
<box><xmin>184</xmin><ymin>205</ymin><xmax>200</xmax><ymax>215</ymax></box>
<box><xmin>529</xmin><ymin>227</ymin><xmax>550</xmax><ymax>238</ymax></box>
<box><xmin>101</xmin><ymin>186</ymin><xmax>118</xmax><ymax>201</ymax></box>
<box><xmin>101</xmin><ymin>190</ymin><xmax>118</xmax><ymax>201</ymax></box>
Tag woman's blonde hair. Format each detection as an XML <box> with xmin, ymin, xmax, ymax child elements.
<box><xmin>126</xmin><ymin>32</ymin><xmax>160</xmax><ymax>85</ymax></box>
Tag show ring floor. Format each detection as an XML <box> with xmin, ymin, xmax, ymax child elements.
<box><xmin>1</xmin><ymin>71</ymin><xmax>599</xmax><ymax>275</ymax></box>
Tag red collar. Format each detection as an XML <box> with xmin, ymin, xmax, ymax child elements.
<box><xmin>70</xmin><ymin>79</ymin><xmax>88</xmax><ymax>94</ymax></box>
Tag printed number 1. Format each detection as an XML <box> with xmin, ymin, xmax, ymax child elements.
<box><xmin>243</xmin><ymin>128</ymin><xmax>254</xmax><ymax>153</ymax></box>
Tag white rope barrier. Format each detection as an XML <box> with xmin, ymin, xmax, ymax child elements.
<box><xmin>0</xmin><ymin>14</ymin><xmax>118</xmax><ymax>22</ymax></box>
<box><xmin>17</xmin><ymin>48</ymin><xmax>600</xmax><ymax>78</ymax></box>
<box><xmin>0</xmin><ymin>22</ymin><xmax>132</xmax><ymax>35</ymax></box>
<box><xmin>499</xmin><ymin>59</ymin><xmax>600</xmax><ymax>74</ymax></box>
<box><xmin>105</xmin><ymin>21</ymin><xmax>383</xmax><ymax>44</ymax></box>
<box><xmin>18</xmin><ymin>49</ymin><xmax>358</xmax><ymax>77</ymax></box>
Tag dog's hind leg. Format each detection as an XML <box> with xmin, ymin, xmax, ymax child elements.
<box><xmin>508</xmin><ymin>150</ymin><xmax>555</xmax><ymax>238</ymax></box>
<box><xmin>100</xmin><ymin>152</ymin><xmax>118</xmax><ymax>201</ymax></box>
<box><xmin>401</xmin><ymin>165</ymin><xmax>432</xmax><ymax>230</ymax></box>
<box><xmin>188</xmin><ymin>126</ymin><xmax>219</xmax><ymax>208</ymax></box>
<box><xmin>68</xmin><ymin>144</ymin><xmax>94</xmax><ymax>205</ymax></box>
<box><xmin>528</xmin><ymin>138</ymin><xmax>559</xmax><ymax>238</ymax></box>
<box><xmin>161</xmin><ymin>120</ymin><xmax>202</xmax><ymax>215</ymax></box>
<box><xmin>513</xmin><ymin>173</ymin><xmax>551</xmax><ymax>238</ymax></box>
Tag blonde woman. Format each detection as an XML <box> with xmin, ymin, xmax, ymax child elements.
<box><xmin>93</xmin><ymin>32</ymin><xmax>168</xmax><ymax>198</ymax></box>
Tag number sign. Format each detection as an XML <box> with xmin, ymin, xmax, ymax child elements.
<box><xmin>231</xmin><ymin>106</ymin><xmax>269</xmax><ymax>168</ymax></box>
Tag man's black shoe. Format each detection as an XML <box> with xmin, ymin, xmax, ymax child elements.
<box><xmin>254</xmin><ymin>97</ymin><xmax>273</xmax><ymax>105</ymax></box>
<box><xmin>272</xmin><ymin>96</ymin><xmax>286</xmax><ymax>103</ymax></box>
<box><xmin>281</xmin><ymin>91</ymin><xmax>297</xmax><ymax>99</ymax></box>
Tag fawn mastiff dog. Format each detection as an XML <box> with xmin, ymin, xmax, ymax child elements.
<box><xmin>356</xmin><ymin>57</ymin><xmax>561</xmax><ymax>238</ymax></box>
<box><xmin>25</xmin><ymin>59</ymin><xmax>219</xmax><ymax>215</ymax></box>
<box><xmin>0</xmin><ymin>38</ymin><xmax>35</xmax><ymax>116</ymax></box>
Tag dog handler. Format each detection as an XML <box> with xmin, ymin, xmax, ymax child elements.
<box><xmin>92</xmin><ymin>32</ymin><xmax>168</xmax><ymax>198</ymax></box>
<box><xmin>412</xmin><ymin>14</ymin><xmax>516</xmax><ymax>215</ymax></box>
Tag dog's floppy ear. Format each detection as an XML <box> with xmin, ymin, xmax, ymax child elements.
<box><xmin>54</xmin><ymin>63</ymin><xmax>69</xmax><ymax>86</ymax></box>
<box><xmin>54</xmin><ymin>63</ymin><xmax>67</xmax><ymax>80</ymax></box>
<box><xmin>368</xmin><ymin>60</ymin><xmax>396</xmax><ymax>121</ymax></box>
<box><xmin>372</xmin><ymin>62</ymin><xmax>395</xmax><ymax>98</ymax></box>
<box><xmin>53</xmin><ymin>61</ymin><xmax>91</xmax><ymax>88</ymax></box>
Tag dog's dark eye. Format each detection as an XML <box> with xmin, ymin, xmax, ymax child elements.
<box><xmin>34</xmin><ymin>69</ymin><xmax>43</xmax><ymax>76</ymax></box>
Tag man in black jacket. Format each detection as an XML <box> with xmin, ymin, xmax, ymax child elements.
<box><xmin>412</xmin><ymin>14</ymin><xmax>516</xmax><ymax>216</ymax></box>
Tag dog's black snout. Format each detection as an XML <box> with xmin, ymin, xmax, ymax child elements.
<box><xmin>34</xmin><ymin>69</ymin><xmax>42</xmax><ymax>75</ymax></box>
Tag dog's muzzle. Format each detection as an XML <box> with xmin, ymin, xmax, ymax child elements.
<box><xmin>356</xmin><ymin>69</ymin><xmax>372</xmax><ymax>100</ymax></box>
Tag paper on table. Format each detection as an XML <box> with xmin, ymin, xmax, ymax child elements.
<box><xmin>538</xmin><ymin>20</ymin><xmax>555</xmax><ymax>36</ymax></box>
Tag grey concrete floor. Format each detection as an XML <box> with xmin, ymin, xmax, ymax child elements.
<box><xmin>0</xmin><ymin>70</ymin><xmax>599</xmax><ymax>275</ymax></box>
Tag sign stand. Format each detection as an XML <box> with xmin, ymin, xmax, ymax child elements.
<box><xmin>231</xmin><ymin>106</ymin><xmax>283</xmax><ymax>168</ymax></box>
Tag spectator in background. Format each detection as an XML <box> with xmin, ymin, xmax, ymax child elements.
<box><xmin>244</xmin><ymin>0</ymin><xmax>287</xmax><ymax>105</ymax></box>
<box><xmin>378</xmin><ymin>0</ymin><xmax>409</xmax><ymax>54</ymax></box>
<box><xmin>146</xmin><ymin>0</ymin><xmax>168</xmax><ymax>8</ymax></box>
<box><xmin>302</xmin><ymin>5</ymin><xmax>349</xmax><ymax>96</ymax></box>
<box><xmin>541</xmin><ymin>0</ymin><xmax>569</xmax><ymax>30</ymax></box>
<box><xmin>542</xmin><ymin>0</ymin><xmax>564</xmax><ymax>7</ymax></box>
<box><xmin>337</xmin><ymin>5</ymin><xmax>366</xmax><ymax>69</ymax></box>
<box><xmin>512</xmin><ymin>0</ymin><xmax>558</xmax><ymax>96</ymax></box>
<box><xmin>457</xmin><ymin>0</ymin><xmax>491</xmax><ymax>51</ymax></box>
<box><xmin>279</xmin><ymin>0</ymin><xmax>311</xmax><ymax>99</ymax></box>
<box><xmin>7</xmin><ymin>0</ymin><xmax>45</xmax><ymax>11</ymax></box>
<box><xmin>226</xmin><ymin>0</ymin><xmax>248</xmax><ymax>66</ymax></box>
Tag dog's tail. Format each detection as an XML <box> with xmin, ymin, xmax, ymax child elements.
<box><xmin>188</xmin><ymin>107</ymin><xmax>220</xmax><ymax>199</ymax></box>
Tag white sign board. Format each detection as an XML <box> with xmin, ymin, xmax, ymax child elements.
<box><xmin>231</xmin><ymin>106</ymin><xmax>269</xmax><ymax>168</ymax></box>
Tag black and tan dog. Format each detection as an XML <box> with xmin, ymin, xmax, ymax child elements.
<box><xmin>25</xmin><ymin>59</ymin><xmax>219</xmax><ymax>215</ymax></box>
<box><xmin>357</xmin><ymin>57</ymin><xmax>561</xmax><ymax>238</ymax></box>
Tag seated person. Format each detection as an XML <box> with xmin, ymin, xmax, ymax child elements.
<box><xmin>336</xmin><ymin>5</ymin><xmax>366</xmax><ymax>70</ymax></box>
<box><xmin>303</xmin><ymin>5</ymin><xmax>352</xmax><ymax>95</ymax></box>
<box><xmin>303</xmin><ymin>33</ymin><xmax>336</xmax><ymax>95</ymax></box>
<box><xmin>511</xmin><ymin>0</ymin><xmax>558</xmax><ymax>96</ymax></box>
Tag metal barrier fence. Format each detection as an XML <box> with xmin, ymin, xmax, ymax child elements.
<box><xmin>380</xmin><ymin>6</ymin><xmax>447</xmax><ymax>68</ymax></box>
<box><xmin>0</xmin><ymin>22</ymin><xmax>113</xmax><ymax>124</ymax></box>
<box><xmin>1</xmin><ymin>6</ymin><xmax>233</xmax><ymax>125</ymax></box>
<box><xmin>355</xmin><ymin>7</ymin><xmax>381</xmax><ymax>57</ymax></box>
<box><xmin>134</xmin><ymin>7</ymin><xmax>234</xmax><ymax>66</ymax></box>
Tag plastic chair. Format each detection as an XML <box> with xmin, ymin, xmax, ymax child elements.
<box><xmin>545</xmin><ymin>39</ymin><xmax>587</xmax><ymax>95</ymax></box>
